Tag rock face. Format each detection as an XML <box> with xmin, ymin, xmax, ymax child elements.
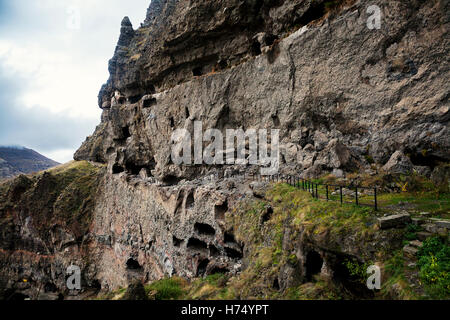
<box><xmin>1</xmin><ymin>0</ymin><xmax>450</xmax><ymax>299</ymax></box>
<box><xmin>75</xmin><ymin>0</ymin><xmax>450</xmax><ymax>180</ymax></box>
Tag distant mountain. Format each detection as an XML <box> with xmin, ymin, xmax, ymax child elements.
<box><xmin>0</xmin><ymin>146</ymin><xmax>60</xmax><ymax>179</ymax></box>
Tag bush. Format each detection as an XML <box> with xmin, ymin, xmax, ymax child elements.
<box><xmin>417</xmin><ymin>237</ymin><xmax>450</xmax><ymax>299</ymax></box>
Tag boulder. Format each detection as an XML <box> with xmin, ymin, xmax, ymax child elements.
<box><xmin>313</xmin><ymin>131</ymin><xmax>328</xmax><ymax>151</ymax></box>
<box><xmin>381</xmin><ymin>151</ymin><xmax>413</xmax><ymax>174</ymax></box>
<box><xmin>316</xmin><ymin>139</ymin><xmax>353</xmax><ymax>170</ymax></box>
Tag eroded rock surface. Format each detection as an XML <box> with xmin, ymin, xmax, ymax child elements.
<box><xmin>1</xmin><ymin>0</ymin><xmax>449</xmax><ymax>299</ymax></box>
<box><xmin>75</xmin><ymin>0</ymin><xmax>449</xmax><ymax>181</ymax></box>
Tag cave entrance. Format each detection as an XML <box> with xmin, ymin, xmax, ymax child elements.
<box><xmin>126</xmin><ymin>258</ymin><xmax>142</xmax><ymax>270</ymax></box>
<box><xmin>305</xmin><ymin>250</ymin><xmax>323</xmax><ymax>281</ymax></box>
<box><xmin>197</xmin><ymin>259</ymin><xmax>209</xmax><ymax>277</ymax></box>
<box><xmin>194</xmin><ymin>223</ymin><xmax>216</xmax><ymax>236</ymax></box>
<box><xmin>332</xmin><ymin>255</ymin><xmax>375</xmax><ymax>298</ymax></box>
<box><xmin>193</xmin><ymin>67</ymin><xmax>203</xmax><ymax>77</ymax></box>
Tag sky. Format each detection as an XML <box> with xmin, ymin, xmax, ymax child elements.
<box><xmin>0</xmin><ymin>0</ymin><xmax>151</xmax><ymax>163</ymax></box>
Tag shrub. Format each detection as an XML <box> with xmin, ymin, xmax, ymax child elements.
<box><xmin>417</xmin><ymin>237</ymin><xmax>450</xmax><ymax>299</ymax></box>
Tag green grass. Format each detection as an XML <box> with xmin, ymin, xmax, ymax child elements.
<box><xmin>381</xmin><ymin>250</ymin><xmax>417</xmax><ymax>299</ymax></box>
<box><xmin>145</xmin><ymin>277</ymin><xmax>185</xmax><ymax>300</ymax></box>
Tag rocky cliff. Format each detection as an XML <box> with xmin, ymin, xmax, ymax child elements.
<box><xmin>1</xmin><ymin>0</ymin><xmax>449</xmax><ymax>300</ymax></box>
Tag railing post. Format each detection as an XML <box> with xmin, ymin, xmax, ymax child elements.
<box><xmin>374</xmin><ymin>187</ymin><xmax>378</xmax><ymax>211</ymax></box>
<box><xmin>340</xmin><ymin>186</ymin><xmax>343</xmax><ymax>205</ymax></box>
<box><xmin>355</xmin><ymin>187</ymin><xmax>359</xmax><ymax>206</ymax></box>
<box><xmin>326</xmin><ymin>185</ymin><xmax>328</xmax><ymax>201</ymax></box>
<box><xmin>315</xmin><ymin>184</ymin><xmax>318</xmax><ymax>199</ymax></box>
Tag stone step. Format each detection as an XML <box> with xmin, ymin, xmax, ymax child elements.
<box><xmin>416</xmin><ymin>231</ymin><xmax>433</xmax><ymax>241</ymax></box>
<box><xmin>419</xmin><ymin>212</ymin><xmax>432</xmax><ymax>217</ymax></box>
<box><xmin>431</xmin><ymin>219</ymin><xmax>450</xmax><ymax>230</ymax></box>
<box><xmin>403</xmin><ymin>245</ymin><xmax>418</xmax><ymax>258</ymax></box>
<box><xmin>378</xmin><ymin>213</ymin><xmax>411</xmax><ymax>229</ymax></box>
<box><xmin>409</xmin><ymin>240</ymin><xmax>423</xmax><ymax>248</ymax></box>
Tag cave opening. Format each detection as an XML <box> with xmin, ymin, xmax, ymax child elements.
<box><xmin>272</xmin><ymin>115</ymin><xmax>281</xmax><ymax>127</ymax></box>
<box><xmin>261</xmin><ymin>206</ymin><xmax>273</xmax><ymax>223</ymax></box>
<box><xmin>305</xmin><ymin>250</ymin><xmax>323</xmax><ymax>281</ymax></box>
<box><xmin>112</xmin><ymin>164</ymin><xmax>125</xmax><ymax>174</ymax></box>
<box><xmin>173</xmin><ymin>236</ymin><xmax>183</xmax><ymax>247</ymax></box>
<box><xmin>163</xmin><ymin>175</ymin><xmax>182</xmax><ymax>186</ymax></box>
<box><xmin>128</xmin><ymin>94</ymin><xmax>143</xmax><ymax>104</ymax></box>
<box><xmin>194</xmin><ymin>223</ymin><xmax>216</xmax><ymax>236</ymax></box>
<box><xmin>225</xmin><ymin>247</ymin><xmax>243</xmax><ymax>260</ymax></box>
<box><xmin>296</xmin><ymin>1</ymin><xmax>326</xmax><ymax>27</ymax></box>
<box><xmin>217</xmin><ymin>59</ymin><xmax>228</xmax><ymax>70</ymax></box>
<box><xmin>44</xmin><ymin>282</ymin><xmax>58</xmax><ymax>293</ymax></box>
<box><xmin>209</xmin><ymin>244</ymin><xmax>219</xmax><ymax>257</ymax></box>
<box><xmin>125</xmin><ymin>161</ymin><xmax>153</xmax><ymax>176</ymax></box>
<box><xmin>332</xmin><ymin>255</ymin><xmax>375</xmax><ymax>298</ymax></box>
<box><xmin>273</xmin><ymin>278</ymin><xmax>280</xmax><ymax>290</ymax></box>
<box><xmin>126</xmin><ymin>258</ymin><xmax>142</xmax><ymax>270</ymax></box>
<box><xmin>406</xmin><ymin>148</ymin><xmax>445</xmax><ymax>169</ymax></box>
<box><xmin>185</xmin><ymin>192</ymin><xmax>195</xmax><ymax>209</ymax></box>
<box><xmin>122</xmin><ymin>126</ymin><xmax>131</xmax><ymax>139</ymax></box>
<box><xmin>143</xmin><ymin>97</ymin><xmax>157</xmax><ymax>108</ymax></box>
<box><xmin>224</xmin><ymin>232</ymin><xmax>236</xmax><ymax>244</ymax></box>
<box><xmin>214</xmin><ymin>201</ymin><xmax>228</xmax><ymax>220</ymax></box>
<box><xmin>196</xmin><ymin>259</ymin><xmax>209</xmax><ymax>277</ymax></box>
<box><xmin>251</xmin><ymin>40</ymin><xmax>262</xmax><ymax>56</ymax></box>
<box><xmin>187</xmin><ymin>238</ymin><xmax>208</xmax><ymax>250</ymax></box>
<box><xmin>146</xmin><ymin>84</ymin><xmax>156</xmax><ymax>94</ymax></box>
<box><xmin>193</xmin><ymin>67</ymin><xmax>203</xmax><ymax>77</ymax></box>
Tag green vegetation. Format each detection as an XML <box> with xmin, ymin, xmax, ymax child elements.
<box><xmin>145</xmin><ymin>277</ymin><xmax>186</xmax><ymax>300</ymax></box>
<box><xmin>344</xmin><ymin>258</ymin><xmax>374</xmax><ymax>285</ymax></box>
<box><xmin>0</xmin><ymin>161</ymin><xmax>104</xmax><ymax>239</ymax></box>
<box><xmin>404</xmin><ymin>223</ymin><xmax>423</xmax><ymax>241</ymax></box>
<box><xmin>417</xmin><ymin>237</ymin><xmax>450</xmax><ymax>299</ymax></box>
<box><xmin>381</xmin><ymin>250</ymin><xmax>418</xmax><ymax>299</ymax></box>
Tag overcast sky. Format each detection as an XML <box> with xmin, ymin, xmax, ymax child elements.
<box><xmin>0</xmin><ymin>0</ymin><xmax>150</xmax><ymax>162</ymax></box>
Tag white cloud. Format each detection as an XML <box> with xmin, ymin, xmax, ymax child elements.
<box><xmin>44</xmin><ymin>148</ymin><xmax>76</xmax><ymax>163</ymax></box>
<box><xmin>0</xmin><ymin>0</ymin><xmax>151</xmax><ymax>161</ymax></box>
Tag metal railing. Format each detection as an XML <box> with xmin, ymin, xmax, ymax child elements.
<box><xmin>246</xmin><ymin>173</ymin><xmax>378</xmax><ymax>211</ymax></box>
